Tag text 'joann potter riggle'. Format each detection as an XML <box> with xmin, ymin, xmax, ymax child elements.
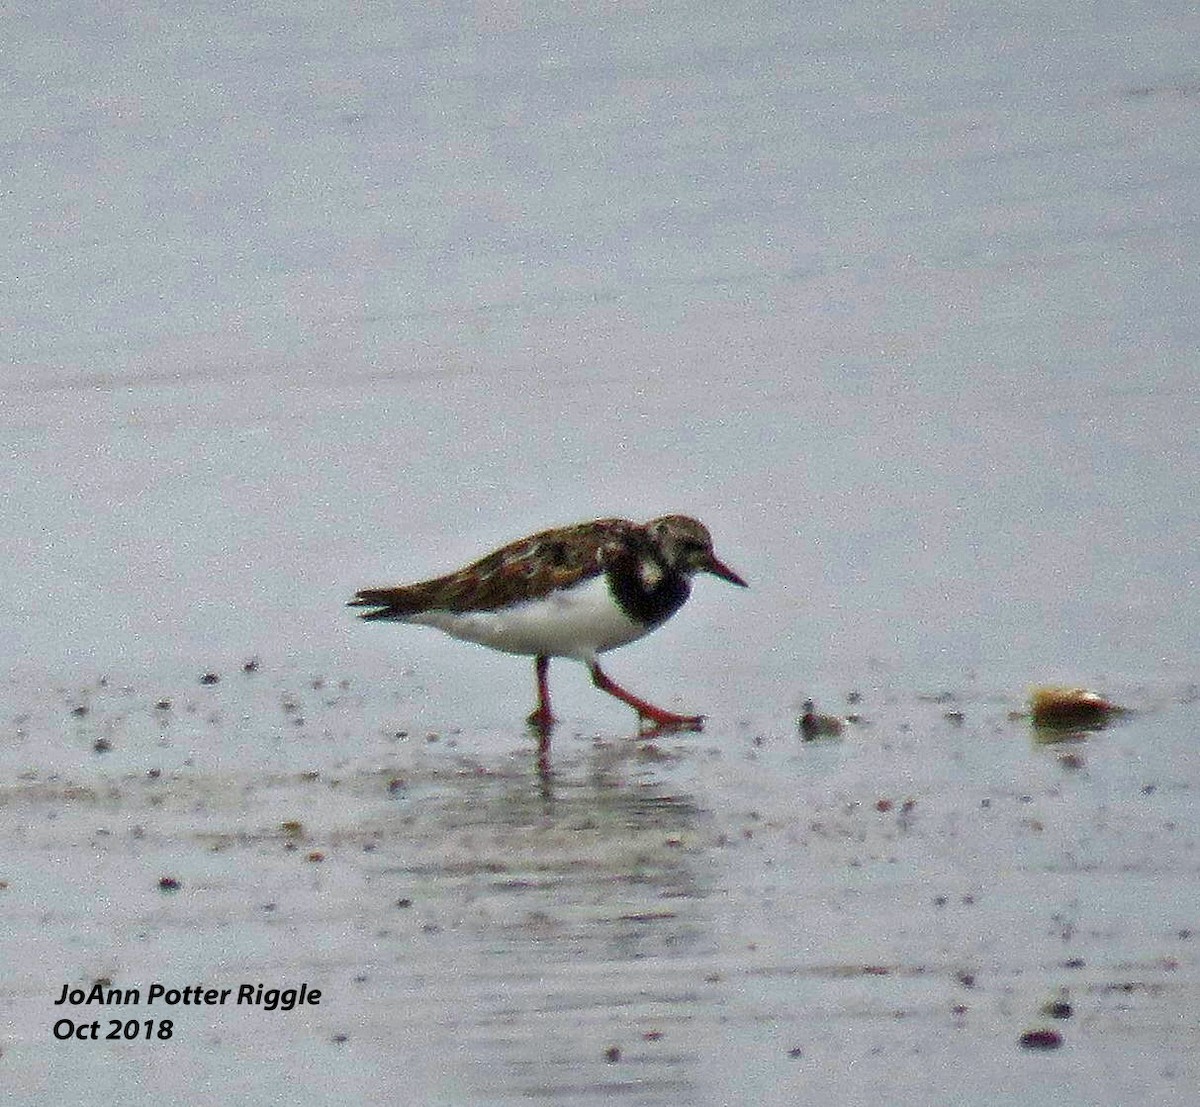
<box><xmin>54</xmin><ymin>982</ymin><xmax>321</xmax><ymax>1012</ymax></box>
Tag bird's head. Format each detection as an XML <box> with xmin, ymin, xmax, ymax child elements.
<box><xmin>644</xmin><ymin>515</ymin><xmax>748</xmax><ymax>587</ymax></box>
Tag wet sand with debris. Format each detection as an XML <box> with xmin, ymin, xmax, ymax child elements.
<box><xmin>4</xmin><ymin>666</ymin><xmax>1197</xmax><ymax>1105</ymax></box>
<box><xmin>6</xmin><ymin>1</ymin><xmax>1199</xmax><ymax>1102</ymax></box>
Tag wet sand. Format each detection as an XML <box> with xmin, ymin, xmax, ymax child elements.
<box><xmin>4</xmin><ymin>667</ymin><xmax>1197</xmax><ymax>1105</ymax></box>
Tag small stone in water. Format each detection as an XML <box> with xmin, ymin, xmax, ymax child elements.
<box><xmin>1019</xmin><ymin>1028</ymin><xmax>1063</xmax><ymax>1050</ymax></box>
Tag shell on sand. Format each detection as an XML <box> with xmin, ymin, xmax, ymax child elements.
<box><xmin>1029</xmin><ymin>686</ymin><xmax>1120</xmax><ymax>727</ymax></box>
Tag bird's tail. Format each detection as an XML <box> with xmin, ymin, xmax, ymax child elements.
<box><xmin>348</xmin><ymin>586</ymin><xmax>426</xmax><ymax>620</ymax></box>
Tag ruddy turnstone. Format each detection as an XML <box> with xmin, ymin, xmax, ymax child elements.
<box><xmin>349</xmin><ymin>515</ymin><xmax>747</xmax><ymax>733</ymax></box>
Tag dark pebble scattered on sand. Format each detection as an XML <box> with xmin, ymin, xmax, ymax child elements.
<box><xmin>1019</xmin><ymin>1028</ymin><xmax>1063</xmax><ymax>1050</ymax></box>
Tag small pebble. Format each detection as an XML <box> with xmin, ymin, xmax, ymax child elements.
<box><xmin>1019</xmin><ymin>1028</ymin><xmax>1063</xmax><ymax>1050</ymax></box>
<box><xmin>800</xmin><ymin>700</ymin><xmax>845</xmax><ymax>739</ymax></box>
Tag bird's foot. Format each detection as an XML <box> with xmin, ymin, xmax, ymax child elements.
<box><xmin>526</xmin><ymin>706</ymin><xmax>557</xmax><ymax>732</ymax></box>
<box><xmin>636</xmin><ymin>709</ymin><xmax>705</xmax><ymax>736</ymax></box>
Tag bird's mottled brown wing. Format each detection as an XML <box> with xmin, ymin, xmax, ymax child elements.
<box><xmin>350</xmin><ymin>518</ymin><xmax>639</xmax><ymax>617</ymax></box>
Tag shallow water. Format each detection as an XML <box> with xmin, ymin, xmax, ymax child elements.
<box><xmin>4</xmin><ymin>0</ymin><xmax>1199</xmax><ymax>1103</ymax></box>
<box><xmin>4</xmin><ymin>667</ymin><xmax>1198</xmax><ymax>1104</ymax></box>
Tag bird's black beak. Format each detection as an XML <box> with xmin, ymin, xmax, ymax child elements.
<box><xmin>704</xmin><ymin>553</ymin><xmax>748</xmax><ymax>588</ymax></box>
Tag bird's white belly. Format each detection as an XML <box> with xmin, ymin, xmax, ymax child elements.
<box><xmin>407</xmin><ymin>574</ymin><xmax>647</xmax><ymax>660</ymax></box>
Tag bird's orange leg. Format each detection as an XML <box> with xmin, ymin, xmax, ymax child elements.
<box><xmin>589</xmin><ymin>662</ymin><xmax>705</xmax><ymax>734</ymax></box>
<box><xmin>526</xmin><ymin>655</ymin><xmax>557</xmax><ymax>731</ymax></box>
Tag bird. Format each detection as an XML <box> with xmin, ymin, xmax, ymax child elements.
<box><xmin>349</xmin><ymin>515</ymin><xmax>747</xmax><ymax>735</ymax></box>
